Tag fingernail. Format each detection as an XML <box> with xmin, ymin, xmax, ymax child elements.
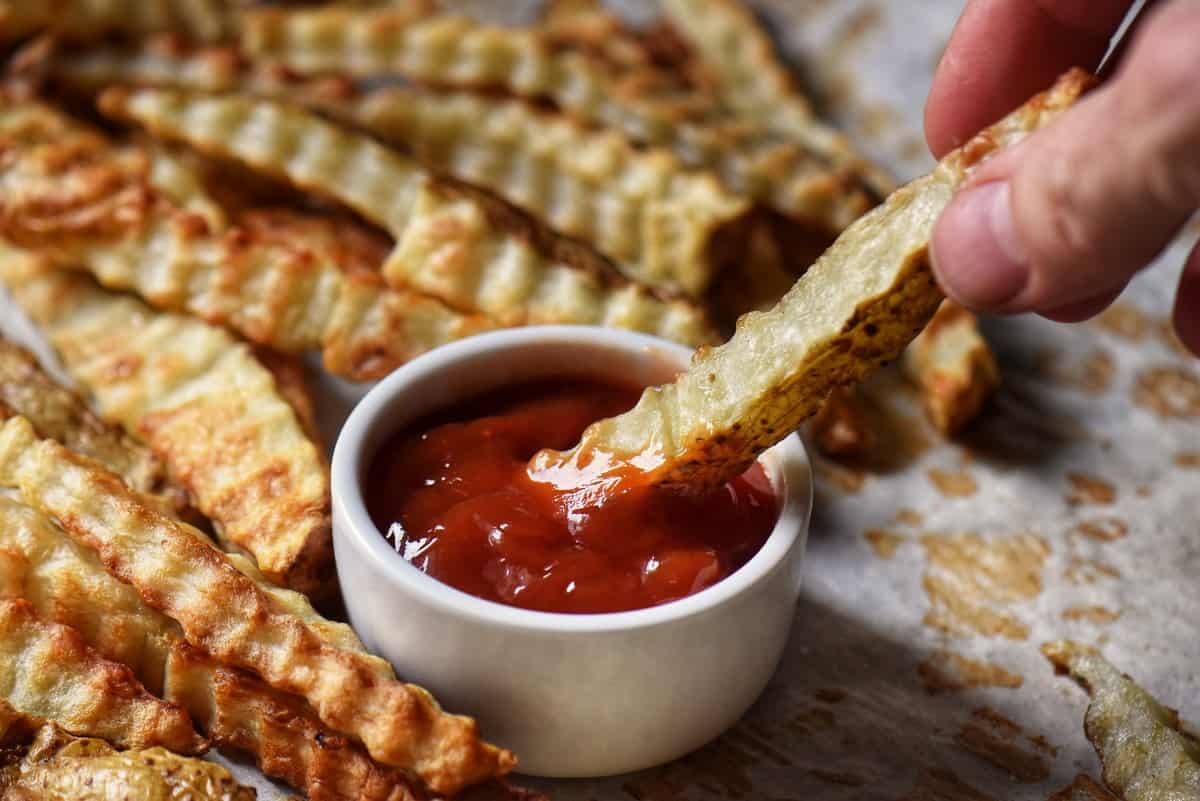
<box><xmin>931</xmin><ymin>181</ymin><xmax>1030</xmax><ymax>309</ymax></box>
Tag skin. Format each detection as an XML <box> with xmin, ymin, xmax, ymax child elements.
<box><xmin>925</xmin><ymin>0</ymin><xmax>1200</xmax><ymax>354</ymax></box>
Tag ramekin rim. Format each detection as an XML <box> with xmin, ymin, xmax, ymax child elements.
<box><xmin>331</xmin><ymin>325</ymin><xmax>812</xmax><ymax>635</ymax></box>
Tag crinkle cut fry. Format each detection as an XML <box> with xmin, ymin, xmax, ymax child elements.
<box><xmin>0</xmin><ymin>416</ymin><xmax>515</xmax><ymax>795</ymax></box>
<box><xmin>0</xmin><ymin>337</ymin><xmax>188</xmax><ymax>514</ymax></box>
<box><xmin>167</xmin><ymin>643</ymin><xmax>425</xmax><ymax>801</ymax></box>
<box><xmin>318</xmin><ymin>87</ymin><xmax>749</xmax><ymax>297</ymax></box>
<box><xmin>238</xmin><ymin>7</ymin><xmax>880</xmax><ymax>231</ymax></box>
<box><xmin>0</xmin><ymin>596</ymin><xmax>204</xmax><ymax>755</ymax></box>
<box><xmin>0</xmin><ymin>0</ymin><xmax>230</xmax><ymax>43</ymax></box>
<box><xmin>99</xmin><ymin>87</ymin><xmax>718</xmax><ymax>343</ymax></box>
<box><xmin>48</xmin><ymin>43</ymin><xmax>748</xmax><ymax>296</ymax></box>
<box><xmin>0</xmin><ymin>103</ymin><xmax>497</xmax><ymax>380</ymax></box>
<box><xmin>0</xmin><ymin>493</ymin><xmax>367</xmax><ymax>694</ymax></box>
<box><xmin>0</xmin><ymin>495</ymin><xmax>424</xmax><ymax>801</ymax></box>
<box><xmin>0</xmin><ymin>257</ymin><xmax>336</xmax><ymax>600</ymax></box>
<box><xmin>0</xmin><ymin>714</ymin><xmax>255</xmax><ymax>801</ymax></box>
<box><xmin>658</xmin><ymin>0</ymin><xmax>894</xmax><ymax>199</ymax></box>
<box><xmin>1044</xmin><ymin>641</ymin><xmax>1200</xmax><ymax>801</ymax></box>
<box><xmin>0</xmin><ymin>495</ymin><xmax>179</xmax><ymax>697</ymax></box>
<box><xmin>531</xmin><ymin>70</ymin><xmax>1094</xmax><ymax>493</ymax></box>
<box><xmin>903</xmin><ymin>300</ymin><xmax>999</xmax><ymax>436</ymax></box>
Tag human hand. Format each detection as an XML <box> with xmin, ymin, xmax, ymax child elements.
<box><xmin>925</xmin><ymin>0</ymin><xmax>1200</xmax><ymax>354</ymax></box>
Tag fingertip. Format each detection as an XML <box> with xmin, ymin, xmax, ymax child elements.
<box><xmin>931</xmin><ymin>181</ymin><xmax>1030</xmax><ymax>312</ymax></box>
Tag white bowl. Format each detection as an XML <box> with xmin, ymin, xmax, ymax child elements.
<box><xmin>331</xmin><ymin>326</ymin><xmax>812</xmax><ymax>778</ymax></box>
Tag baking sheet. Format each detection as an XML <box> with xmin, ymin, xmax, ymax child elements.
<box><xmin>3</xmin><ymin>1</ymin><xmax>1198</xmax><ymax>799</ymax></box>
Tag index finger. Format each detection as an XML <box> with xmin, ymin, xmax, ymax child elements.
<box><xmin>924</xmin><ymin>0</ymin><xmax>1134</xmax><ymax>158</ymax></box>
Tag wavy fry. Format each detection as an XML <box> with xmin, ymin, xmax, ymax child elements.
<box><xmin>0</xmin><ymin>496</ymin><xmax>179</xmax><ymax>696</ymax></box>
<box><xmin>0</xmin><ymin>597</ymin><xmax>204</xmax><ymax>755</ymax></box>
<box><xmin>253</xmin><ymin>345</ymin><xmax>324</xmax><ymax>450</ymax></box>
<box><xmin>0</xmin><ymin>495</ymin><xmax>424</xmax><ymax>801</ymax></box>
<box><xmin>0</xmin><ymin>415</ymin><xmax>515</xmax><ymax>794</ymax></box>
<box><xmin>660</xmin><ymin>0</ymin><xmax>812</xmax><ymax>129</ymax></box>
<box><xmin>809</xmin><ymin>386</ymin><xmax>875</xmax><ymax>460</ymax></box>
<box><xmin>658</xmin><ymin>0</ymin><xmax>894</xmax><ymax>198</ymax></box>
<box><xmin>0</xmin><ymin>262</ymin><xmax>335</xmax><ymax>599</ymax></box>
<box><xmin>167</xmin><ymin>643</ymin><xmax>423</xmax><ymax>801</ymax></box>
<box><xmin>0</xmin><ymin>338</ymin><xmax>188</xmax><ymax>514</ymax></box>
<box><xmin>531</xmin><ymin>71</ymin><xmax>1092</xmax><ymax>492</ymax></box>
<box><xmin>334</xmin><ymin>88</ymin><xmax>749</xmax><ymax>296</ymax></box>
<box><xmin>0</xmin><ymin>495</ymin><xmax>364</xmax><ymax>690</ymax></box>
<box><xmin>100</xmin><ymin>88</ymin><xmax>716</xmax><ymax>341</ymax></box>
<box><xmin>902</xmin><ymin>301</ymin><xmax>999</xmax><ymax>435</ymax></box>
<box><xmin>1044</xmin><ymin>641</ymin><xmax>1200</xmax><ymax>801</ymax></box>
<box><xmin>44</xmin><ymin>38</ymin><xmax>739</xmax><ymax>293</ymax></box>
<box><xmin>48</xmin><ymin>35</ymin><xmax>362</xmax><ymax>112</ymax></box>
<box><xmin>0</xmin><ymin>714</ymin><xmax>252</xmax><ymax>801</ymax></box>
<box><xmin>0</xmin><ymin>0</ymin><xmax>230</xmax><ymax>43</ymax></box>
<box><xmin>49</xmin><ymin>41</ymin><xmax>746</xmax><ymax>295</ymax></box>
<box><xmin>0</xmin><ymin>100</ymin><xmax>499</xmax><ymax>379</ymax></box>
<box><xmin>238</xmin><ymin>7</ymin><xmax>879</xmax><ymax>231</ymax></box>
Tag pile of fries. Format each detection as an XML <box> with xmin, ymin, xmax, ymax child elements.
<box><xmin>0</xmin><ymin>0</ymin><xmax>1007</xmax><ymax>798</ymax></box>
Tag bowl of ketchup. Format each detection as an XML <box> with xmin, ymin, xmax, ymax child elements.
<box><xmin>332</xmin><ymin>326</ymin><xmax>812</xmax><ymax>778</ymax></box>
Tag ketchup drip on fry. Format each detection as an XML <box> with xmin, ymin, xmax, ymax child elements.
<box><xmin>367</xmin><ymin>379</ymin><xmax>777</xmax><ymax>614</ymax></box>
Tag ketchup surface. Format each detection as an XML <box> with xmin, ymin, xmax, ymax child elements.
<box><xmin>367</xmin><ymin>379</ymin><xmax>778</xmax><ymax>614</ymax></box>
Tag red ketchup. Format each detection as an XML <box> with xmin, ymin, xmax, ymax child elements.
<box><xmin>366</xmin><ymin>379</ymin><xmax>778</xmax><ymax>614</ymax></box>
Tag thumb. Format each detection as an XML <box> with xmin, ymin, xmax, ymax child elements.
<box><xmin>931</xmin><ymin>0</ymin><xmax>1200</xmax><ymax>315</ymax></box>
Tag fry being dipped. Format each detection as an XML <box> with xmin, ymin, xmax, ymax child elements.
<box><xmin>531</xmin><ymin>70</ymin><xmax>1092</xmax><ymax>493</ymax></box>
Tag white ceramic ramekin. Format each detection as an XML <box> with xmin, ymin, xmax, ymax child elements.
<box><xmin>331</xmin><ymin>326</ymin><xmax>812</xmax><ymax>778</ymax></box>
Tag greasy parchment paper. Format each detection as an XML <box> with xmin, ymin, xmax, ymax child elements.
<box><xmin>2</xmin><ymin>2</ymin><xmax>1198</xmax><ymax>799</ymax></box>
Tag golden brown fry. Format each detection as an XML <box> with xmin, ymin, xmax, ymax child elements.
<box><xmin>903</xmin><ymin>300</ymin><xmax>1000</xmax><ymax>436</ymax></box>
<box><xmin>0</xmin><ymin>496</ymin><xmax>423</xmax><ymax>800</ymax></box>
<box><xmin>100</xmin><ymin>88</ymin><xmax>717</xmax><ymax>340</ymax></box>
<box><xmin>238</xmin><ymin>7</ymin><xmax>879</xmax><ymax>232</ymax></box>
<box><xmin>252</xmin><ymin>345</ymin><xmax>324</xmax><ymax>452</ymax></box>
<box><xmin>0</xmin><ymin>496</ymin><xmax>179</xmax><ymax>696</ymax></box>
<box><xmin>0</xmin><ymin>101</ymin><xmax>496</xmax><ymax>379</ymax></box>
<box><xmin>658</xmin><ymin>0</ymin><xmax>893</xmax><ymax>198</ymax></box>
<box><xmin>0</xmin><ymin>0</ymin><xmax>230</xmax><ymax>43</ymax></box>
<box><xmin>48</xmin><ymin>41</ymin><xmax>746</xmax><ymax>295</ymax></box>
<box><xmin>531</xmin><ymin>70</ymin><xmax>1092</xmax><ymax>493</ymax></box>
<box><xmin>660</xmin><ymin>0</ymin><xmax>811</xmax><ymax>130</ymax></box>
<box><xmin>0</xmin><ymin>338</ymin><xmax>189</xmax><ymax>514</ymax></box>
<box><xmin>166</xmin><ymin>643</ymin><xmax>423</xmax><ymax>801</ymax></box>
<box><xmin>48</xmin><ymin>35</ymin><xmax>362</xmax><ymax>122</ymax></box>
<box><xmin>0</xmin><ymin>596</ymin><xmax>204</xmax><ymax>755</ymax></box>
<box><xmin>0</xmin><ymin>715</ymin><xmax>253</xmax><ymax>801</ymax></box>
<box><xmin>810</xmin><ymin>387</ymin><xmax>875</xmax><ymax>460</ymax></box>
<box><xmin>336</xmin><ymin>88</ymin><xmax>749</xmax><ymax>296</ymax></box>
<box><xmin>1044</xmin><ymin>641</ymin><xmax>1200</xmax><ymax>801</ymax></box>
<box><xmin>1</xmin><ymin>262</ymin><xmax>335</xmax><ymax>599</ymax></box>
<box><xmin>0</xmin><ymin>415</ymin><xmax>514</xmax><ymax>794</ymax></box>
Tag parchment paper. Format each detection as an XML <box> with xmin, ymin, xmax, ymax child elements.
<box><xmin>2</xmin><ymin>2</ymin><xmax>1197</xmax><ymax>799</ymax></box>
